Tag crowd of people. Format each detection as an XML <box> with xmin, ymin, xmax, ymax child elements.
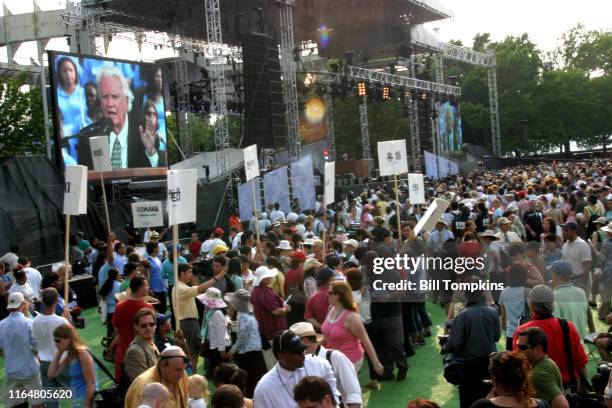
<box><xmin>1</xmin><ymin>160</ymin><xmax>612</xmax><ymax>408</ymax></box>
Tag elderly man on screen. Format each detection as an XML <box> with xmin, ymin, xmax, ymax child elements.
<box><xmin>77</xmin><ymin>63</ymin><xmax>162</xmax><ymax>169</ymax></box>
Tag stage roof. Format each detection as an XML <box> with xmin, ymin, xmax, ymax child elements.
<box><xmin>83</xmin><ymin>0</ymin><xmax>451</xmax><ymax>59</ymax></box>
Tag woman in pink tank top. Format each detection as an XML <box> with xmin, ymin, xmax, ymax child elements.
<box><xmin>322</xmin><ymin>281</ymin><xmax>383</xmax><ymax>375</ymax></box>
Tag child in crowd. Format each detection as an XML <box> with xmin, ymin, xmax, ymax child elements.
<box><xmin>188</xmin><ymin>374</ymin><xmax>209</xmax><ymax>408</ymax></box>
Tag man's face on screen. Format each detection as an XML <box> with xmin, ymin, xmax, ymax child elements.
<box><xmin>100</xmin><ymin>75</ymin><xmax>129</xmax><ymax>133</ymax></box>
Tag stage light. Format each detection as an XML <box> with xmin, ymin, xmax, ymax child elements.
<box><xmin>405</xmin><ymin>89</ymin><xmax>412</xmax><ymax>99</ymax></box>
<box><xmin>382</xmin><ymin>86</ymin><xmax>391</xmax><ymax>100</ymax></box>
<box><xmin>323</xmin><ymin>149</ymin><xmax>329</xmax><ymax>161</ymax></box>
<box><xmin>420</xmin><ymin>91</ymin><xmax>428</xmax><ymax>101</ymax></box>
<box><xmin>357</xmin><ymin>82</ymin><xmax>367</xmax><ymax>97</ymax></box>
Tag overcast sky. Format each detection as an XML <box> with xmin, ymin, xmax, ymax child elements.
<box><xmin>2</xmin><ymin>0</ymin><xmax>611</xmax><ymax>63</ymax></box>
<box><xmin>426</xmin><ymin>0</ymin><xmax>612</xmax><ymax>52</ymax></box>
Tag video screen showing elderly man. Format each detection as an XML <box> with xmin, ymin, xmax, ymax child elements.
<box><xmin>77</xmin><ymin>63</ymin><xmax>165</xmax><ymax>169</ymax></box>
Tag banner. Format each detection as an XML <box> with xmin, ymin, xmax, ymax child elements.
<box><xmin>438</xmin><ymin>157</ymin><xmax>450</xmax><ymax>178</ymax></box>
<box><xmin>424</xmin><ymin>150</ymin><xmax>438</xmax><ymax>179</ymax></box>
<box><xmin>167</xmin><ymin>169</ymin><xmax>197</xmax><ymax>225</ymax></box>
<box><xmin>291</xmin><ymin>155</ymin><xmax>316</xmax><ymax>211</ymax></box>
<box><xmin>131</xmin><ymin>201</ymin><xmax>164</xmax><ymax>228</ymax></box>
<box><xmin>449</xmin><ymin>161</ymin><xmax>459</xmax><ymax>176</ymax></box>
<box><xmin>63</xmin><ymin>165</ymin><xmax>88</xmax><ymax>215</ymax></box>
<box><xmin>238</xmin><ymin>178</ymin><xmax>262</xmax><ymax>221</ymax></box>
<box><xmin>263</xmin><ymin>166</ymin><xmax>290</xmax><ymax>213</ymax></box>
<box><xmin>408</xmin><ymin>173</ymin><xmax>426</xmax><ymax>205</ymax></box>
<box><xmin>324</xmin><ymin>162</ymin><xmax>335</xmax><ymax>205</ymax></box>
<box><xmin>414</xmin><ymin>198</ymin><xmax>451</xmax><ymax>235</ymax></box>
<box><xmin>88</xmin><ymin>136</ymin><xmax>112</xmax><ymax>172</ymax></box>
<box><xmin>243</xmin><ymin>144</ymin><xmax>260</xmax><ymax>182</ymax></box>
<box><xmin>377</xmin><ymin>140</ymin><xmax>408</xmax><ymax>177</ymax></box>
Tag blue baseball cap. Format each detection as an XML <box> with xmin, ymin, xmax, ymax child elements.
<box><xmin>549</xmin><ymin>260</ymin><xmax>573</xmax><ymax>277</ymax></box>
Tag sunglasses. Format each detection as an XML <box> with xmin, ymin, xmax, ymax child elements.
<box><xmin>328</xmin><ymin>291</ymin><xmax>338</xmax><ymax>296</ymax></box>
<box><xmin>53</xmin><ymin>338</ymin><xmax>65</xmax><ymax>343</ymax></box>
<box><xmin>139</xmin><ymin>322</ymin><xmax>156</xmax><ymax>328</ymax></box>
<box><xmin>516</xmin><ymin>344</ymin><xmax>534</xmax><ymax>351</ymax></box>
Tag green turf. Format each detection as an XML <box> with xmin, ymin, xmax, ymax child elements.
<box><xmin>0</xmin><ymin>304</ymin><xmax>606</xmax><ymax>408</ymax></box>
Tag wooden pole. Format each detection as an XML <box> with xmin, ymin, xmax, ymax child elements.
<box><xmin>394</xmin><ymin>174</ymin><xmax>402</xmax><ymax>252</ymax></box>
<box><xmin>172</xmin><ymin>224</ymin><xmax>180</xmax><ymax>330</ymax></box>
<box><xmin>322</xmin><ymin>207</ymin><xmax>327</xmax><ymax>255</ymax></box>
<box><xmin>64</xmin><ymin>214</ymin><xmax>71</xmax><ymax>304</ymax></box>
<box><xmin>252</xmin><ymin>180</ymin><xmax>260</xmax><ymax>244</ymax></box>
<box><xmin>100</xmin><ymin>173</ymin><xmax>111</xmax><ymax>234</ymax></box>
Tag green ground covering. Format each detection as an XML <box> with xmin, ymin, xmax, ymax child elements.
<box><xmin>0</xmin><ymin>304</ymin><xmax>606</xmax><ymax>407</ymax></box>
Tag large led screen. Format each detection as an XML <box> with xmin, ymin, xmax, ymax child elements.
<box><xmin>48</xmin><ymin>51</ymin><xmax>168</xmax><ymax>173</ymax></box>
<box><xmin>437</xmin><ymin>101</ymin><xmax>463</xmax><ymax>153</ymax></box>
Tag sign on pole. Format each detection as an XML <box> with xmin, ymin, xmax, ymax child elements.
<box><xmin>324</xmin><ymin>162</ymin><xmax>335</xmax><ymax>205</ymax></box>
<box><xmin>63</xmin><ymin>165</ymin><xmax>88</xmax><ymax>215</ymax></box>
<box><xmin>414</xmin><ymin>198</ymin><xmax>451</xmax><ymax>236</ymax></box>
<box><xmin>408</xmin><ymin>173</ymin><xmax>426</xmax><ymax>205</ymax></box>
<box><xmin>89</xmin><ymin>136</ymin><xmax>112</xmax><ymax>172</ymax></box>
<box><xmin>243</xmin><ymin>144</ymin><xmax>260</xmax><ymax>182</ymax></box>
<box><xmin>167</xmin><ymin>169</ymin><xmax>197</xmax><ymax>226</ymax></box>
<box><xmin>377</xmin><ymin>140</ymin><xmax>408</xmax><ymax>177</ymax></box>
<box><xmin>131</xmin><ymin>201</ymin><xmax>164</xmax><ymax>228</ymax></box>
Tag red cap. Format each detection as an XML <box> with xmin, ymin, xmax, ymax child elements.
<box><xmin>517</xmin><ymin>191</ymin><xmax>526</xmax><ymax>199</ymax></box>
<box><xmin>213</xmin><ymin>227</ymin><xmax>224</xmax><ymax>237</ymax></box>
<box><xmin>291</xmin><ymin>250</ymin><xmax>306</xmax><ymax>262</ymax></box>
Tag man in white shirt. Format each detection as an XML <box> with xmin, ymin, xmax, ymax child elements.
<box><xmin>18</xmin><ymin>257</ymin><xmax>42</xmax><ymax>299</ymax></box>
<box><xmin>291</xmin><ymin>322</ymin><xmax>362</xmax><ymax>408</ymax></box>
<box><xmin>494</xmin><ymin>217</ymin><xmax>521</xmax><ymax>249</ymax></box>
<box><xmin>32</xmin><ymin>288</ymin><xmax>70</xmax><ymax>408</ymax></box>
<box><xmin>561</xmin><ymin>221</ymin><xmax>595</xmax><ymax>333</ymax></box>
<box><xmin>254</xmin><ymin>330</ymin><xmax>339</xmax><ymax>408</ymax></box>
<box><xmin>8</xmin><ymin>269</ymin><xmax>35</xmax><ymax>303</ymax></box>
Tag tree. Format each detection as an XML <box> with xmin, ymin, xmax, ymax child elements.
<box><xmin>0</xmin><ymin>74</ymin><xmax>46</xmax><ymax>157</ymax></box>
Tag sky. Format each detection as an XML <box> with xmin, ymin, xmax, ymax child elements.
<box><xmin>1</xmin><ymin>0</ymin><xmax>611</xmax><ymax>64</ymax></box>
<box><xmin>425</xmin><ymin>0</ymin><xmax>612</xmax><ymax>52</ymax></box>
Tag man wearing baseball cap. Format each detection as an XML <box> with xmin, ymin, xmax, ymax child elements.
<box><xmin>342</xmin><ymin>239</ymin><xmax>359</xmax><ymax>266</ymax></box>
<box><xmin>513</xmin><ymin>285</ymin><xmax>589</xmax><ymax>389</ymax></box>
<box><xmin>550</xmin><ymin>261</ymin><xmax>588</xmax><ymax>339</ymax></box>
<box><xmin>0</xmin><ymin>292</ymin><xmax>44</xmax><ymax>407</ymax></box>
<box><xmin>560</xmin><ymin>221</ymin><xmax>595</xmax><ymax>333</ymax></box>
<box><xmin>254</xmin><ymin>330</ymin><xmax>339</xmax><ymax>408</ymax></box>
<box><xmin>291</xmin><ymin>322</ymin><xmax>362</xmax><ymax>407</ymax></box>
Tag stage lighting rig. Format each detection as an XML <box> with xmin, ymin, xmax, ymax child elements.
<box><xmin>382</xmin><ymin>86</ymin><xmax>391</xmax><ymax>100</ymax></box>
<box><xmin>357</xmin><ymin>82</ymin><xmax>367</xmax><ymax>97</ymax></box>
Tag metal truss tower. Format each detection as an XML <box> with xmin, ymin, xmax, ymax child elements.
<box><xmin>324</xmin><ymin>94</ymin><xmax>336</xmax><ymax>161</ymax></box>
<box><xmin>173</xmin><ymin>55</ymin><xmax>193</xmax><ymax>158</ymax></box>
<box><xmin>408</xmin><ymin>55</ymin><xmax>422</xmax><ymax>172</ymax></box>
<box><xmin>205</xmin><ymin>0</ymin><xmax>231</xmax><ymax>179</ymax></box>
<box><xmin>430</xmin><ymin>98</ymin><xmax>440</xmax><ymax>157</ymax></box>
<box><xmin>278</xmin><ymin>0</ymin><xmax>301</xmax><ymax>160</ymax></box>
<box><xmin>487</xmin><ymin>51</ymin><xmax>502</xmax><ymax>157</ymax></box>
<box><xmin>435</xmin><ymin>53</ymin><xmax>445</xmax><ymax>85</ymax></box>
<box><xmin>359</xmin><ymin>96</ymin><xmax>372</xmax><ymax>178</ymax></box>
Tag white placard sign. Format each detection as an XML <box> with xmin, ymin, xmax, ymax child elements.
<box><xmin>167</xmin><ymin>169</ymin><xmax>197</xmax><ymax>226</ymax></box>
<box><xmin>414</xmin><ymin>198</ymin><xmax>450</xmax><ymax>236</ymax></box>
<box><xmin>243</xmin><ymin>145</ymin><xmax>260</xmax><ymax>182</ymax></box>
<box><xmin>89</xmin><ymin>136</ymin><xmax>112</xmax><ymax>172</ymax></box>
<box><xmin>324</xmin><ymin>161</ymin><xmax>336</xmax><ymax>205</ymax></box>
<box><xmin>377</xmin><ymin>140</ymin><xmax>408</xmax><ymax>177</ymax></box>
<box><xmin>131</xmin><ymin>201</ymin><xmax>164</xmax><ymax>228</ymax></box>
<box><xmin>63</xmin><ymin>165</ymin><xmax>88</xmax><ymax>215</ymax></box>
<box><xmin>408</xmin><ymin>173</ymin><xmax>426</xmax><ymax>205</ymax></box>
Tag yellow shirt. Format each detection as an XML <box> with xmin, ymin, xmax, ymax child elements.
<box><xmin>124</xmin><ymin>365</ymin><xmax>189</xmax><ymax>408</ymax></box>
<box><xmin>173</xmin><ymin>280</ymin><xmax>199</xmax><ymax>320</ymax></box>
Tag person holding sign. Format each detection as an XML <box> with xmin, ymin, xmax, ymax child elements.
<box><xmin>172</xmin><ymin>263</ymin><xmax>226</xmax><ymax>373</ymax></box>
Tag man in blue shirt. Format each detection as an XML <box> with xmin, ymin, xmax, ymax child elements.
<box><xmin>147</xmin><ymin>242</ymin><xmax>166</xmax><ymax>313</ymax></box>
<box><xmin>0</xmin><ymin>292</ymin><xmax>44</xmax><ymax>407</ymax></box>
